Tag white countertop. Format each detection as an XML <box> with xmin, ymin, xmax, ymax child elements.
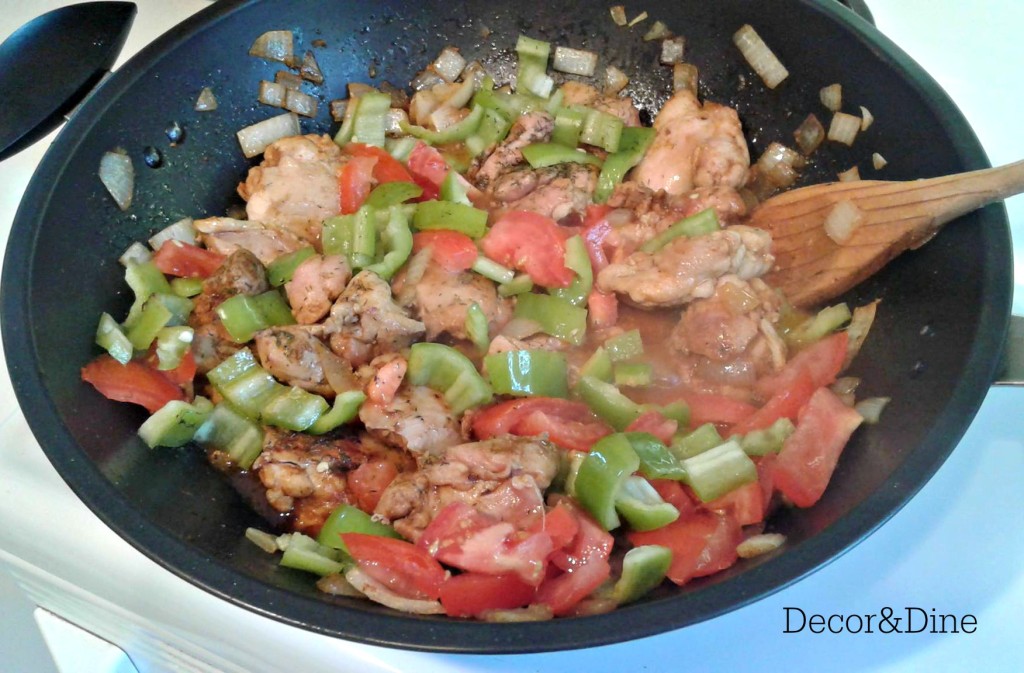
<box><xmin>1</xmin><ymin>2</ymin><xmax>1022</xmax><ymax>672</ymax></box>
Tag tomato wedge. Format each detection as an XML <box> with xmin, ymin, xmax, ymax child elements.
<box><xmin>439</xmin><ymin>572</ymin><xmax>537</xmax><ymax>618</ymax></box>
<box><xmin>628</xmin><ymin>510</ymin><xmax>742</xmax><ymax>586</ymax></box>
<box><xmin>406</xmin><ymin>141</ymin><xmax>450</xmax><ymax>201</ymax></box>
<box><xmin>480</xmin><ymin>211</ymin><xmax>576</xmax><ymax>288</ymax></box>
<box><xmin>346</xmin><ymin>142</ymin><xmax>414</xmax><ymax>183</ymax></box>
<box><xmin>587</xmin><ymin>289</ymin><xmax>618</xmax><ymax>329</ymax></box>
<box><xmin>626</xmin><ymin>410</ymin><xmax>678</xmax><ymax>444</ymax></box>
<box><xmin>756</xmin><ymin>331</ymin><xmax>848</xmax><ymax>398</ymax></box>
<box><xmin>472</xmin><ymin>398</ymin><xmax>612</xmax><ymax>452</ymax></box>
<box><xmin>152</xmin><ymin>240</ymin><xmax>224</xmax><ymax>278</ymax></box>
<box><xmin>412</xmin><ymin>230</ymin><xmax>479</xmax><ymax>273</ymax></box>
<box><xmin>347</xmin><ymin>459</ymin><xmax>399</xmax><ymax>512</ymax></box>
<box><xmin>81</xmin><ymin>355</ymin><xmax>186</xmax><ymax>414</ymax></box>
<box><xmin>729</xmin><ymin>366</ymin><xmax>816</xmax><ymax>437</ymax></box>
<box><xmin>338</xmin><ymin>155</ymin><xmax>377</xmax><ymax>214</ymax></box>
<box><xmin>678</xmin><ymin>391</ymin><xmax>758</xmax><ymax>429</ymax></box>
<box><xmin>535</xmin><ymin>501</ymin><xmax>613</xmax><ymax>616</ymax></box>
<box><xmin>143</xmin><ymin>348</ymin><xmax>196</xmax><ymax>387</ymax></box>
<box><xmin>340</xmin><ymin>533</ymin><xmax>446</xmax><ymax>600</ymax></box>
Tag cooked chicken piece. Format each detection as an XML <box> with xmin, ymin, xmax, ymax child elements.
<box><xmin>324</xmin><ymin>270</ymin><xmax>426</xmax><ymax>367</ymax></box>
<box><xmin>394</xmin><ymin>261</ymin><xmax>511</xmax><ymax>341</ymax></box>
<box><xmin>188</xmin><ymin>249</ymin><xmax>268</xmax><ymax>373</ymax></box>
<box><xmin>374</xmin><ymin>436</ymin><xmax>560</xmax><ymax>542</ymax></box>
<box><xmin>237</xmin><ymin>134</ymin><xmax>347</xmax><ymax>243</ymax></box>
<box><xmin>253</xmin><ymin>429</ymin><xmax>413</xmax><ymax>535</ymax></box>
<box><xmin>490</xmin><ymin>163</ymin><xmax>599</xmax><ymax>223</ymax></box>
<box><xmin>359</xmin><ymin>384</ymin><xmax>463</xmax><ymax>460</ymax></box>
<box><xmin>285</xmin><ymin>254</ymin><xmax>351</xmax><ymax>324</ymax></box>
<box><xmin>474</xmin><ymin>111</ymin><xmax>554</xmax><ymax>187</ymax></box>
<box><xmin>254</xmin><ymin>325</ymin><xmax>356</xmax><ymax>396</ymax></box>
<box><xmin>632</xmin><ymin>90</ymin><xmax>749</xmax><ymax>195</ymax></box>
<box><xmin>597</xmin><ymin>225</ymin><xmax>774</xmax><ymax>308</ymax></box>
<box><xmin>194</xmin><ymin>217</ymin><xmax>307</xmax><ymax>266</ymax></box>
<box><xmin>559</xmin><ymin>80</ymin><xmax>642</xmax><ymax>127</ymax></box>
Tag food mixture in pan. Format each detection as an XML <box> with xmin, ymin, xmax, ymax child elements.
<box><xmin>83</xmin><ymin>21</ymin><xmax>888</xmax><ymax>620</ymax></box>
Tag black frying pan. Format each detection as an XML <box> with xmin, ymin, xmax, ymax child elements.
<box><xmin>0</xmin><ymin>0</ymin><xmax>1012</xmax><ymax>653</ymax></box>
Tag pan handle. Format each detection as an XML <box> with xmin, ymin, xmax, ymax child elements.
<box><xmin>994</xmin><ymin>314</ymin><xmax>1024</xmax><ymax>386</ymax></box>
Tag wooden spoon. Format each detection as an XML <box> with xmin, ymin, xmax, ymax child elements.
<box><xmin>747</xmin><ymin>160</ymin><xmax>1024</xmax><ymax>308</ymax></box>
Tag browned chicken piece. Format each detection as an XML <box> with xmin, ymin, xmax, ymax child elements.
<box><xmin>603</xmin><ymin>182</ymin><xmax>749</xmax><ymax>258</ymax></box>
<box><xmin>632</xmin><ymin>90</ymin><xmax>750</xmax><ymax>195</ymax></box>
<box><xmin>193</xmin><ymin>217</ymin><xmax>307</xmax><ymax>267</ymax></box>
<box><xmin>490</xmin><ymin>163</ymin><xmax>599</xmax><ymax>223</ymax></box>
<box><xmin>253</xmin><ymin>429</ymin><xmax>414</xmax><ymax>536</ymax></box>
<box><xmin>324</xmin><ymin>270</ymin><xmax>426</xmax><ymax>367</ymax></box>
<box><xmin>254</xmin><ymin>325</ymin><xmax>357</xmax><ymax>396</ymax></box>
<box><xmin>359</xmin><ymin>384</ymin><xmax>463</xmax><ymax>460</ymax></box>
<box><xmin>669</xmin><ymin>276</ymin><xmax>787</xmax><ymax>386</ymax></box>
<box><xmin>374</xmin><ymin>436</ymin><xmax>560</xmax><ymax>542</ymax></box>
<box><xmin>189</xmin><ymin>249</ymin><xmax>269</xmax><ymax>373</ymax></box>
<box><xmin>285</xmin><ymin>254</ymin><xmax>352</xmax><ymax>324</ymax></box>
<box><xmin>473</xmin><ymin>111</ymin><xmax>554</xmax><ymax>188</ymax></box>
<box><xmin>237</xmin><ymin>134</ymin><xmax>348</xmax><ymax>244</ymax></box>
<box><xmin>394</xmin><ymin>261</ymin><xmax>511</xmax><ymax>341</ymax></box>
<box><xmin>559</xmin><ymin>80</ymin><xmax>642</xmax><ymax>127</ymax></box>
<box><xmin>596</xmin><ymin>225</ymin><xmax>774</xmax><ymax>308</ymax></box>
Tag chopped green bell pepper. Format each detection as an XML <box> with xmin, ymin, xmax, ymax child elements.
<box><xmin>466</xmin><ymin>302</ymin><xmax>490</xmax><ymax>352</ymax></box>
<box><xmin>126</xmin><ymin>298</ymin><xmax>173</xmax><ymax>351</ymax></box>
<box><xmin>351</xmin><ymin>91</ymin><xmax>392</xmax><ymax>148</ymax></box>
<box><xmin>740</xmin><ymin>417</ymin><xmax>796</xmax><ymax>456</ymax></box>
<box><xmin>170</xmin><ymin>276</ymin><xmax>204</xmax><ymax>298</ymax></box>
<box><xmin>515</xmin><ymin>34</ymin><xmax>554</xmax><ymax>98</ymax></box>
<box><xmin>624</xmin><ymin>432</ymin><xmax>686</xmax><ymax>481</ymax></box>
<box><xmin>521</xmin><ymin>143</ymin><xmax>603</xmax><ymax>169</ymax></box>
<box><xmin>216</xmin><ymin>290</ymin><xmax>295</xmax><ymax>343</ymax></box>
<box><xmin>615</xmin><ymin>475</ymin><xmax>680</xmax><ymax>531</ymax></box>
<box><xmin>95</xmin><ymin>312</ymin><xmax>133</xmax><ymax>365</ymax></box>
<box><xmin>412</xmin><ymin>200</ymin><xmax>488</xmax><ymax>239</ymax></box>
<box><xmin>279</xmin><ymin>532</ymin><xmax>348</xmax><ymax>576</ymax></box>
<box><xmin>639</xmin><ymin>208</ymin><xmax>721</xmax><ymax>254</ymax></box>
<box><xmin>614</xmin><ymin>362</ymin><xmax>653</xmax><ymax>387</ymax></box>
<box><xmin>670</xmin><ymin>423</ymin><xmax>724</xmax><ymax>460</ymax></box>
<box><xmin>579</xmin><ymin>347</ymin><xmax>613</xmax><ymax>383</ymax></box>
<box><xmin>574</xmin><ymin>375</ymin><xmax>642</xmax><ymax>431</ymax></box>
<box><xmin>154</xmin><ymin>325</ymin><xmax>194</xmax><ymax>370</ymax></box>
<box><xmin>402</xmin><ymin>104</ymin><xmax>485</xmax><ymax>145</ymax></box>
<box><xmin>680</xmin><ymin>439</ymin><xmax>758</xmax><ymax>502</ymax></box>
<box><xmin>549</xmin><ymin>235</ymin><xmax>593</xmax><ymax>307</ymax></box>
<box><xmin>497</xmin><ymin>274</ymin><xmax>534</xmax><ymax>297</ymax></box>
<box><xmin>317</xmin><ymin>504</ymin><xmax>401</xmax><ymax>551</ymax></box>
<box><xmin>656</xmin><ymin>401</ymin><xmax>691</xmax><ymax>428</ymax></box>
<box><xmin>465</xmin><ymin>106</ymin><xmax>514</xmax><ymax>157</ymax></box>
<box><xmin>364</xmin><ymin>206</ymin><xmax>414</xmax><ymax>280</ymax></box>
<box><xmin>513</xmin><ymin>293</ymin><xmax>588</xmax><ymax>346</ymax></box>
<box><xmin>261</xmin><ymin>386</ymin><xmax>330</xmax><ymax>432</ymax></box>
<box><xmin>604</xmin><ymin>329</ymin><xmax>644</xmax><ymax>362</ymax></box>
<box><xmin>595</xmin><ymin>127</ymin><xmax>656</xmax><ymax>203</ymax></box>
<box><xmin>194</xmin><ymin>402</ymin><xmax>265</xmax><ymax>469</ymax></box>
<box><xmin>471</xmin><ymin>256</ymin><xmax>515</xmax><ymax>284</ymax></box>
<box><xmin>407</xmin><ymin>342</ymin><xmax>493</xmax><ymax>414</ymax></box>
<box><xmin>784</xmin><ymin>302</ymin><xmax>852</xmax><ymax>349</ymax></box>
<box><xmin>551</xmin><ymin>105</ymin><xmax>587</xmax><ymax>147</ymax></box>
<box><xmin>472</xmin><ymin>76</ymin><xmax>548</xmax><ymax>119</ymax></box>
<box><xmin>612</xmin><ymin>545</ymin><xmax>672</xmax><ymax>604</ymax></box>
<box><xmin>266</xmin><ymin>246</ymin><xmax>316</xmax><ymax>287</ymax></box>
<box><xmin>573</xmin><ymin>433</ymin><xmax>640</xmax><ymax>530</ymax></box>
<box><xmin>440</xmin><ymin>170</ymin><xmax>472</xmax><ymax>205</ymax></box>
<box><xmin>137</xmin><ymin>396</ymin><xmax>213</xmax><ymax>448</ymax></box>
<box><xmin>580</xmin><ymin>107</ymin><xmax>624</xmax><ymax>153</ymax></box>
<box><xmin>308</xmin><ymin>390</ymin><xmax>367</xmax><ymax>435</ymax></box>
<box><xmin>484</xmin><ymin>349</ymin><xmax>569</xmax><ymax>398</ymax></box>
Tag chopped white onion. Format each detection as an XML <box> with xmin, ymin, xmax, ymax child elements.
<box><xmin>755</xmin><ymin>141</ymin><xmax>804</xmax><ymax>192</ymax></box>
<box><xmin>284</xmin><ymin>89</ymin><xmax>319</xmax><ymax>117</ymax></box>
<box><xmin>119</xmin><ymin>241</ymin><xmax>151</xmax><ymax>267</ymax></box>
<box><xmin>737</xmin><ymin>533</ymin><xmax>786</xmax><ymax>559</ymax></box>
<box><xmin>344</xmin><ymin>567</ymin><xmax>445</xmax><ymax>614</ymax></box>
<box><xmin>348</xmin><ymin>82</ymin><xmax>378</xmax><ymax>99</ymax></box>
<box><xmin>431</xmin><ymin>46</ymin><xmax>466</xmax><ymax>83</ymax></box>
<box><xmin>500</xmin><ymin>318</ymin><xmax>544</xmax><ymax>340</ymax></box>
<box><xmin>628</xmin><ymin>11</ymin><xmax>649</xmax><ymax>27</ymax></box>
<box><xmin>819</xmin><ymin>83</ymin><xmax>842</xmax><ymax>112</ymax></box>
<box><xmin>385</xmin><ymin>108</ymin><xmax>409</xmax><ymax>136</ymax></box>
<box><xmin>860</xmin><ymin>105</ymin><xmax>874</xmax><ymax>130</ymax></box>
<box><xmin>837</xmin><ymin>165</ymin><xmax>861</xmax><ymax>182</ymax></box>
<box><xmin>99</xmin><ymin>150</ymin><xmax>134</xmax><ymax>211</ymax></box>
<box><xmin>300</xmin><ymin>50</ymin><xmax>324</xmax><ymax>85</ymax></box>
<box><xmin>258</xmin><ymin>80</ymin><xmax>287</xmax><ymax>108</ymax></box>
<box><xmin>553</xmin><ymin>46</ymin><xmax>599</xmax><ymax>77</ymax></box>
<box><xmin>604</xmin><ymin>65</ymin><xmax>629</xmax><ymax>95</ymax></box>
<box><xmin>194</xmin><ymin>87</ymin><xmax>218</xmax><ymax>112</ymax></box>
<box><xmin>793</xmin><ymin>113</ymin><xmax>825</xmax><ymax>155</ymax></box>
<box><xmin>673</xmin><ymin>62</ymin><xmax>698</xmax><ymax>93</ymax></box>
<box><xmin>481</xmin><ymin>604</ymin><xmax>554</xmax><ymax>623</ymax></box>
<box><xmin>411</xmin><ymin>68</ymin><xmax>445</xmax><ymax>92</ymax></box>
<box><xmin>733</xmin><ymin>24</ymin><xmax>789</xmax><ymax>89</ymax></box>
<box><xmin>660</xmin><ymin>37</ymin><xmax>685</xmax><ymax>64</ymax></box>
<box><xmin>236</xmin><ymin>113</ymin><xmax>300</xmax><ymax>158</ymax></box>
<box><xmin>329</xmin><ymin>99</ymin><xmax>347</xmax><ymax>123</ymax></box>
<box><xmin>148</xmin><ymin>217</ymin><xmax>196</xmax><ymax>250</ymax></box>
<box><xmin>854</xmin><ymin>397</ymin><xmax>891</xmax><ymax>425</ymax></box>
<box><xmin>843</xmin><ymin>300</ymin><xmax>878</xmax><ymax>368</ymax></box>
<box><xmin>245</xmin><ymin>527</ymin><xmax>279</xmax><ymax>554</ymax></box>
<box><xmin>609</xmin><ymin>5</ymin><xmax>627</xmax><ymax>26</ymax></box>
<box><xmin>872</xmin><ymin>152</ymin><xmax>888</xmax><ymax>170</ymax></box>
<box><xmin>440</xmin><ymin>75</ymin><xmax>477</xmax><ymax>110</ymax></box>
<box><xmin>823</xmin><ymin>200</ymin><xmax>864</xmax><ymax>244</ymax></box>
<box><xmin>316</xmin><ymin>573</ymin><xmax>363</xmax><ymax>597</ymax></box>
<box><xmin>827</xmin><ymin>111</ymin><xmax>861</xmax><ymax>146</ymax></box>
<box><xmin>429</xmin><ymin>104</ymin><xmax>467</xmax><ymax>131</ymax></box>
<box><xmin>409</xmin><ymin>89</ymin><xmax>440</xmax><ymax>126</ymax></box>
<box><xmin>248</xmin><ymin>30</ymin><xmax>293</xmax><ymax>64</ymax></box>
<box><xmin>643</xmin><ymin>20</ymin><xmax>671</xmax><ymax>42</ymax></box>
<box><xmin>275</xmin><ymin>70</ymin><xmax>303</xmax><ymax>90</ymax></box>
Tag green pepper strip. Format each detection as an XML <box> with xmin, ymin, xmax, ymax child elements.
<box><xmin>595</xmin><ymin>127</ymin><xmax>656</xmax><ymax>203</ymax></box>
<box><xmin>639</xmin><ymin>208</ymin><xmax>721</xmax><ymax>254</ymax></box>
<box><xmin>267</xmin><ymin>246</ymin><xmax>316</xmax><ymax>287</ymax></box>
<box><xmin>440</xmin><ymin>170</ymin><xmax>471</xmax><ymax>205</ymax></box>
<box><xmin>574</xmin><ymin>375</ymin><xmax>642</xmax><ymax>431</ymax></box>
<box><xmin>471</xmin><ymin>256</ymin><xmax>515</xmax><ymax>284</ymax></box>
<box><xmin>154</xmin><ymin>326</ymin><xmax>194</xmax><ymax>370</ymax></box>
<box><xmin>333</xmin><ymin>96</ymin><xmax>361</xmax><ymax>147</ymax></box>
<box><xmin>194</xmin><ymin>402</ymin><xmax>265</xmax><ymax>469</ymax></box>
<box><xmin>351</xmin><ymin>91</ymin><xmax>391</xmax><ymax>148</ymax></box>
<box><xmin>515</xmin><ymin>34</ymin><xmax>554</xmax><ymax>98</ymax></box>
<box><xmin>126</xmin><ymin>299</ymin><xmax>173</xmax><ymax>350</ymax></box>
<box><xmin>656</xmin><ymin>401</ymin><xmax>691</xmax><ymax>428</ymax></box>
<box><xmin>497</xmin><ymin>274</ymin><xmax>534</xmax><ymax>297</ymax></box>
<box><xmin>406</xmin><ymin>342</ymin><xmax>493</xmax><ymax>414</ymax></box>
<box><xmin>624</xmin><ymin>432</ymin><xmax>687</xmax><ymax>481</ymax></box>
<box><xmin>466</xmin><ymin>302</ymin><xmax>490</xmax><ymax>352</ymax></box>
<box><xmin>614</xmin><ymin>362</ymin><xmax>653</xmax><ymax>387</ymax></box>
<box><xmin>317</xmin><ymin>505</ymin><xmax>401</xmax><ymax>552</ymax></box>
<box><xmin>308</xmin><ymin>391</ymin><xmax>367</xmax><ymax>435</ymax></box>
<box><xmin>385</xmin><ymin>136</ymin><xmax>418</xmax><ymax>162</ymax></box>
<box><xmin>465</xmin><ymin>107</ymin><xmax>513</xmax><ymax>157</ymax></box>
<box><xmin>138</xmin><ymin>396</ymin><xmax>213</xmax><ymax>449</ymax></box>
<box><xmin>262</xmin><ymin>387</ymin><xmax>330</xmax><ymax>432</ymax></box>
<box><xmin>514</xmin><ymin>293</ymin><xmax>588</xmax><ymax>346</ymax></box>
<box><xmin>484</xmin><ymin>349</ymin><xmax>569</xmax><ymax>398</ymax></box>
<box><xmin>580</xmin><ymin>107</ymin><xmax>624</xmax><ymax>153</ymax></box>
<box><xmin>549</xmin><ymin>235</ymin><xmax>593</xmax><ymax>307</ymax></box>
<box><xmin>740</xmin><ymin>417</ymin><xmax>796</xmax><ymax>456</ymax></box>
<box><xmin>615</xmin><ymin>475</ymin><xmax>680</xmax><ymax>531</ymax></box>
<box><xmin>412</xmin><ymin>200</ymin><xmax>488</xmax><ymax>239</ymax></box>
<box><xmin>784</xmin><ymin>302</ymin><xmax>852</xmax><ymax>349</ymax></box>
<box><xmin>402</xmin><ymin>104</ymin><xmax>485</xmax><ymax>146</ymax></box>
<box><xmin>679</xmin><ymin>439</ymin><xmax>758</xmax><ymax>502</ymax></box>
<box><xmin>604</xmin><ymin>329</ymin><xmax>644</xmax><ymax>362</ymax></box>
<box><xmin>473</xmin><ymin>76</ymin><xmax>548</xmax><ymax>119</ymax></box>
<box><xmin>216</xmin><ymin>290</ymin><xmax>296</xmax><ymax>343</ymax></box>
<box><xmin>612</xmin><ymin>545</ymin><xmax>673</xmax><ymax>605</ymax></box>
<box><xmin>579</xmin><ymin>347</ymin><xmax>613</xmax><ymax>382</ymax></box>
<box><xmin>551</xmin><ymin>105</ymin><xmax>586</xmax><ymax>147</ymax></box>
<box><xmin>170</xmin><ymin>276</ymin><xmax>204</xmax><ymax>298</ymax></box>
<box><xmin>521</xmin><ymin>143</ymin><xmax>604</xmax><ymax>169</ymax></box>
<box><xmin>670</xmin><ymin>423</ymin><xmax>725</xmax><ymax>460</ymax></box>
<box><xmin>364</xmin><ymin>206</ymin><xmax>414</xmax><ymax>280</ymax></box>
<box><xmin>573</xmin><ymin>433</ymin><xmax>640</xmax><ymax>530</ymax></box>
<box><xmin>96</xmin><ymin>312</ymin><xmax>133</xmax><ymax>364</ymax></box>
<box><xmin>123</xmin><ymin>260</ymin><xmax>173</xmax><ymax>328</ymax></box>
<box><xmin>279</xmin><ymin>533</ymin><xmax>348</xmax><ymax>576</ymax></box>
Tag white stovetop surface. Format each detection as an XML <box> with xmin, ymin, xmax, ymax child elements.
<box><xmin>1</xmin><ymin>1</ymin><xmax>1022</xmax><ymax>672</ymax></box>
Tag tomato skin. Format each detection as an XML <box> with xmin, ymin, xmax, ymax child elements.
<box><xmin>472</xmin><ymin>398</ymin><xmax>611</xmax><ymax>452</ymax></box>
<box><xmin>772</xmin><ymin>387</ymin><xmax>863</xmax><ymax>507</ymax></box>
<box><xmin>626</xmin><ymin>411</ymin><xmax>678</xmax><ymax>444</ymax></box>
<box><xmin>152</xmin><ymin>241</ymin><xmax>225</xmax><ymax>278</ymax></box>
<box><xmin>628</xmin><ymin>510</ymin><xmax>742</xmax><ymax>585</ymax></box>
<box><xmin>347</xmin><ymin>459</ymin><xmax>399</xmax><ymax>512</ymax></box>
<box><xmin>338</xmin><ymin>155</ymin><xmax>377</xmax><ymax>214</ymax></box>
<box><xmin>650</xmin><ymin>478</ymin><xmax>698</xmax><ymax>516</ymax></box>
<box><xmin>679</xmin><ymin>392</ymin><xmax>758</xmax><ymax>429</ymax></box>
<box><xmin>535</xmin><ymin>501</ymin><xmax>613</xmax><ymax>615</ymax></box>
<box><xmin>412</xmin><ymin>230</ymin><xmax>479</xmax><ymax>273</ymax></box>
<box><xmin>81</xmin><ymin>355</ymin><xmax>187</xmax><ymax>413</ymax></box>
<box><xmin>439</xmin><ymin>573</ymin><xmax>537</xmax><ymax>618</ymax></box>
<box><xmin>340</xmin><ymin>533</ymin><xmax>446</xmax><ymax>600</ymax></box>
<box><xmin>346</xmin><ymin>143</ymin><xmax>414</xmax><ymax>183</ymax></box>
<box><xmin>480</xmin><ymin>211</ymin><xmax>576</xmax><ymax>288</ymax></box>
<box><xmin>538</xmin><ymin>503</ymin><xmax>580</xmax><ymax>551</ymax></box>
<box><xmin>756</xmin><ymin>331</ymin><xmax>848</xmax><ymax>398</ymax></box>
<box><xmin>587</xmin><ymin>289</ymin><xmax>618</xmax><ymax>329</ymax></box>
<box><xmin>513</xmin><ymin>411</ymin><xmax>612</xmax><ymax>453</ymax></box>
<box><xmin>406</xmin><ymin>142</ymin><xmax>448</xmax><ymax>200</ymax></box>
<box><xmin>729</xmin><ymin>367</ymin><xmax>816</xmax><ymax>437</ymax></box>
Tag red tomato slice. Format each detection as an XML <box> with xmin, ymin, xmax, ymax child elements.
<box><xmin>472</xmin><ymin>398</ymin><xmax>612</xmax><ymax>452</ymax></box>
<box><xmin>582</xmin><ymin>205</ymin><xmax>613</xmax><ymax>271</ymax></box>
<box><xmin>406</xmin><ymin>141</ymin><xmax>450</xmax><ymax>201</ymax></box>
<box><xmin>347</xmin><ymin>459</ymin><xmax>399</xmax><ymax>512</ymax></box>
<box><xmin>729</xmin><ymin>366</ymin><xmax>816</xmax><ymax>437</ymax></box>
<box><xmin>626</xmin><ymin>411</ymin><xmax>678</xmax><ymax>444</ymax></box>
<box><xmin>81</xmin><ymin>355</ymin><xmax>186</xmax><ymax>414</ymax></box>
<box><xmin>339</xmin><ymin>533</ymin><xmax>446</xmax><ymax>600</ymax></box>
<box><xmin>514</xmin><ymin>411</ymin><xmax>612</xmax><ymax>452</ymax></box>
<box><xmin>439</xmin><ymin>572</ymin><xmax>537</xmax><ymax>618</ymax></box>
<box><xmin>704</xmin><ymin>481</ymin><xmax>765</xmax><ymax>526</ymax></box>
<box><xmin>649</xmin><ymin>479</ymin><xmax>698</xmax><ymax>517</ymax></box>
<box><xmin>538</xmin><ymin>502</ymin><xmax>580</xmax><ymax>551</ymax></box>
<box><xmin>678</xmin><ymin>392</ymin><xmax>758</xmax><ymax>429</ymax></box>
<box><xmin>772</xmin><ymin>387</ymin><xmax>864</xmax><ymax>507</ymax></box>
<box><xmin>756</xmin><ymin>331</ymin><xmax>848</xmax><ymax>398</ymax></box>
<box><xmin>587</xmin><ymin>289</ymin><xmax>618</xmax><ymax>329</ymax></box>
<box><xmin>480</xmin><ymin>211</ymin><xmax>576</xmax><ymax>288</ymax></box>
<box><xmin>535</xmin><ymin>501</ymin><xmax>613</xmax><ymax>615</ymax></box>
<box><xmin>346</xmin><ymin>143</ymin><xmax>414</xmax><ymax>183</ymax></box>
<box><xmin>339</xmin><ymin>155</ymin><xmax>377</xmax><ymax>214</ymax></box>
<box><xmin>412</xmin><ymin>230</ymin><xmax>479</xmax><ymax>273</ymax></box>
<box><xmin>151</xmin><ymin>240</ymin><xmax>225</xmax><ymax>278</ymax></box>
<box><xmin>628</xmin><ymin>510</ymin><xmax>742</xmax><ymax>586</ymax></box>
